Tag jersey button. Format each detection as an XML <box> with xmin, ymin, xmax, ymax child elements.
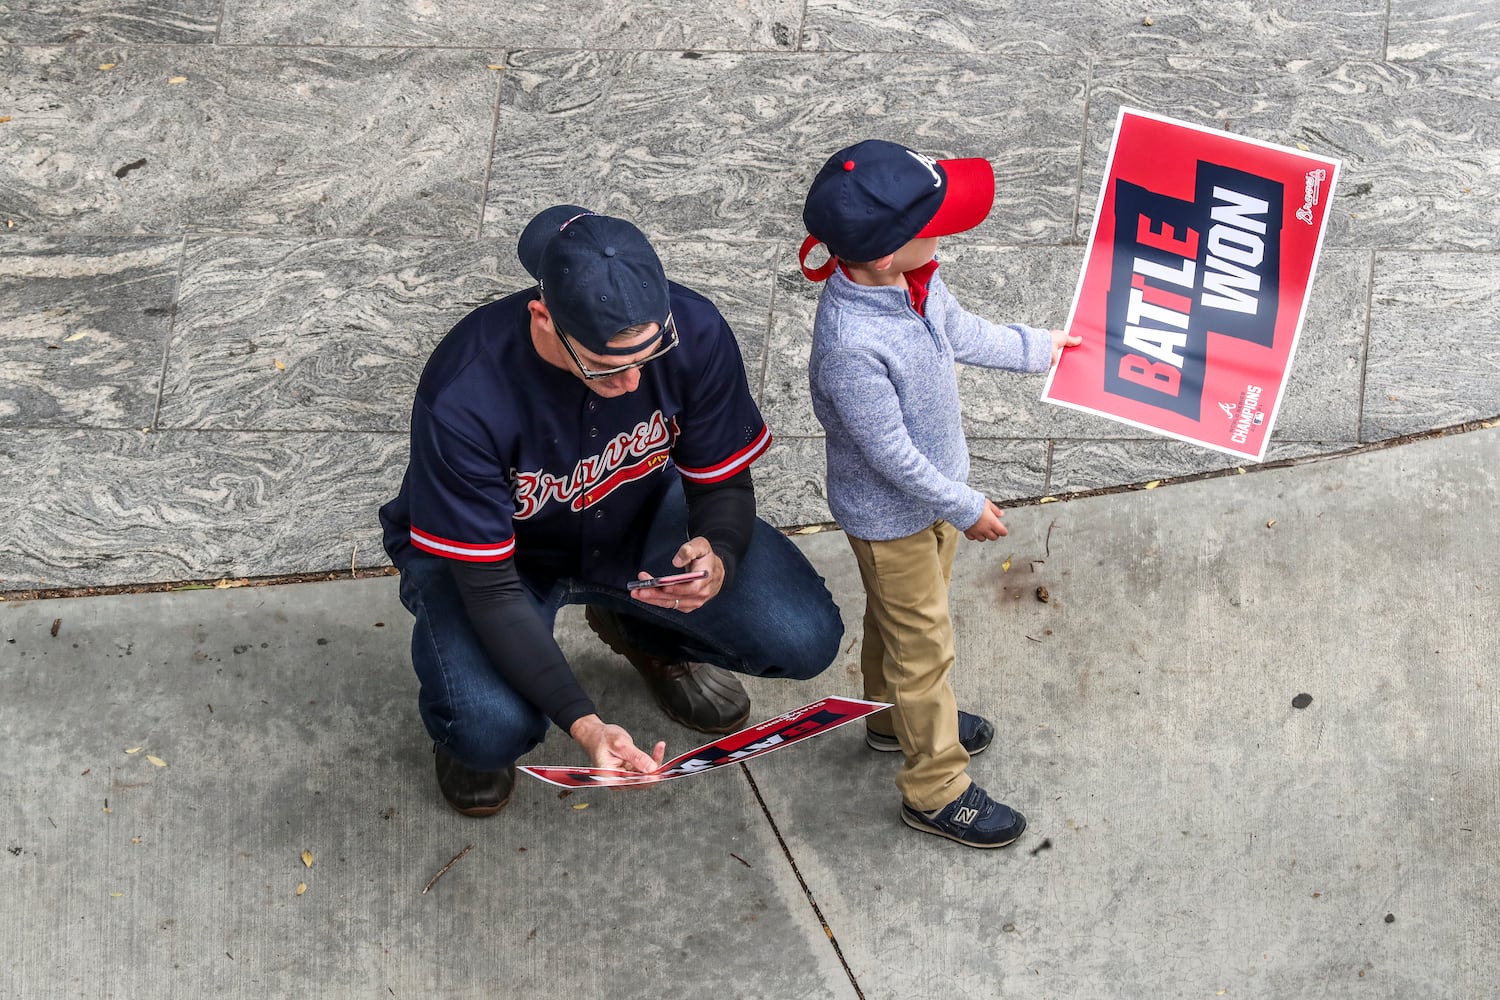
<box><xmin>589</xmin><ymin>427</ymin><xmax>598</xmax><ymax>438</ymax></box>
<box><xmin>591</xmin><ymin>549</ymin><xmax>601</xmax><ymax>558</ymax></box>
<box><xmin>594</xmin><ymin>510</ymin><xmax>603</xmax><ymax>519</ymax></box>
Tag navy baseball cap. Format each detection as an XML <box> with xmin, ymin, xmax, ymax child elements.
<box><xmin>518</xmin><ymin>205</ymin><xmax>671</xmax><ymax>356</ymax></box>
<box><xmin>800</xmin><ymin>139</ymin><xmax>995</xmax><ymax>279</ymax></box>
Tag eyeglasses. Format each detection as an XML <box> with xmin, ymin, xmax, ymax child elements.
<box><xmin>552</xmin><ymin>310</ymin><xmax>679</xmax><ymax>381</ymax></box>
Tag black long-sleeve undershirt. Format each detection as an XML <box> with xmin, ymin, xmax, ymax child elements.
<box><xmin>448</xmin><ymin>470</ymin><xmax>755</xmax><ymax>732</ymax></box>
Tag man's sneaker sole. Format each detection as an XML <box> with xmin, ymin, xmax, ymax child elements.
<box><xmin>900</xmin><ymin>807</ymin><xmax>1026</xmax><ymax>849</ymax></box>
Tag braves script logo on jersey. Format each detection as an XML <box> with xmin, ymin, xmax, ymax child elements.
<box><xmin>512</xmin><ymin>411</ymin><xmax>676</xmax><ymax>519</ymax></box>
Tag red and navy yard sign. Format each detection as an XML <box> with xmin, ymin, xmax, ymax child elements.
<box><xmin>1042</xmin><ymin>108</ymin><xmax>1340</xmax><ymax>461</ymax></box>
<box><xmin>519</xmin><ymin>696</ymin><xmax>889</xmax><ymax>789</ymax></box>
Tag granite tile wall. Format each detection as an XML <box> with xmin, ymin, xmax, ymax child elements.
<box><xmin>1</xmin><ymin>0</ymin><xmax>1496</xmax><ymax>589</ymax></box>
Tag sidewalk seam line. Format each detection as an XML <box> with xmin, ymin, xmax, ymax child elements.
<box><xmin>739</xmin><ymin>763</ymin><xmax>866</xmax><ymax>1000</ymax></box>
<box><xmin>1072</xmin><ymin>56</ymin><xmax>1093</xmax><ymax>242</ymax></box>
<box><xmin>1356</xmin><ymin>248</ymin><xmax>1375</xmax><ymax>440</ymax></box>
<box><xmin>475</xmin><ymin>56</ymin><xmax>506</xmax><ymax>237</ymax></box>
<box><xmin>756</xmin><ymin>246</ymin><xmax>781</xmax><ymax>404</ymax></box>
<box><xmin>148</xmin><ymin>234</ymin><xmax>188</xmax><ymax>430</ymax></box>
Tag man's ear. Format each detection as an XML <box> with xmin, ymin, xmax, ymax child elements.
<box><xmin>528</xmin><ymin>298</ymin><xmax>551</xmax><ymax>327</ymax></box>
<box><xmin>870</xmin><ymin>254</ymin><xmax>897</xmax><ymax>272</ymax></box>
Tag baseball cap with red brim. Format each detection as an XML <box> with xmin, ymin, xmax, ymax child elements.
<box><xmin>799</xmin><ymin>139</ymin><xmax>995</xmax><ymax>281</ymax></box>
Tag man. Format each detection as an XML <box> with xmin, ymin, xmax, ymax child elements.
<box><xmin>379</xmin><ymin>205</ymin><xmax>844</xmax><ymax>816</ymax></box>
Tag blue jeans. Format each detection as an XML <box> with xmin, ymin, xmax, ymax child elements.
<box><xmin>396</xmin><ymin>489</ymin><xmax>845</xmax><ymax>771</ymax></box>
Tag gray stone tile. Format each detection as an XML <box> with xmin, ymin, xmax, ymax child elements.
<box><xmin>155</xmin><ymin>236</ymin><xmax>777</xmax><ymax>432</ymax></box>
<box><xmin>1363</xmin><ymin>252</ymin><xmax>1500</xmax><ymax>441</ymax></box>
<box><xmin>1048</xmin><ymin>438</ymin><xmax>1333</xmax><ymax>494</ymax></box>
<box><xmin>1084</xmin><ymin>59</ymin><xmax>1500</xmax><ymax>251</ymax></box>
<box><xmin>488</xmin><ymin>50</ymin><xmax>1087</xmax><ymax>246</ymax></box>
<box><xmin>0</xmin><ymin>46</ymin><xmax>494</xmax><ymax>236</ymax></box>
<box><xmin>0</xmin><ymin>0</ymin><xmax>218</xmax><ymax>44</ymax></box>
<box><xmin>754</xmin><ymin>436</ymin><xmax>833</xmax><ymax>528</ymax></box>
<box><xmin>219</xmin><ymin>0</ymin><xmax>803</xmax><ymax>49</ymax></box>
<box><xmin>802</xmin><ymin>0</ymin><xmax>1385</xmax><ymax>59</ymax></box>
<box><xmin>946</xmin><ymin>245</ymin><xmax>1104</xmax><ymax>439</ymax></box>
<box><xmin>653</xmin><ymin>239</ymin><xmax>781</xmax><ymax>397</ymax></box>
<box><xmin>761</xmin><ymin>253</ymin><xmax>823</xmax><ymax>438</ymax></box>
<box><xmin>158</xmin><ymin>238</ymin><xmax>523</xmax><ymax>432</ymax></box>
<box><xmin>0</xmin><ymin>237</ymin><xmax>179</xmax><ymax>428</ymax></box>
<box><xmin>1388</xmin><ymin>0</ymin><xmax>1500</xmax><ymax>65</ymax></box>
<box><xmin>0</xmin><ymin>430</ymin><xmax>405</xmax><ymax>591</ymax></box>
<box><xmin>968</xmin><ymin>437</ymin><xmax>1050</xmax><ymax>504</ymax></box>
<box><xmin>1267</xmin><ymin>249</ymin><xmax>1368</xmax><ymax>442</ymax></box>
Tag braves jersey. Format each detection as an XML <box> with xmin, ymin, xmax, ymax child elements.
<box><xmin>379</xmin><ymin>281</ymin><xmax>771</xmax><ymax>585</ymax></box>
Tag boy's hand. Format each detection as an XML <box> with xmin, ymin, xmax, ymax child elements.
<box><xmin>965</xmin><ymin>498</ymin><xmax>1009</xmax><ymax>541</ymax></box>
<box><xmin>1049</xmin><ymin>328</ymin><xmax>1082</xmax><ymax>368</ymax></box>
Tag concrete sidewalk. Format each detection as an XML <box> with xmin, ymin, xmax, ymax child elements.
<box><xmin>4</xmin><ymin>429</ymin><xmax>1494</xmax><ymax>999</ymax></box>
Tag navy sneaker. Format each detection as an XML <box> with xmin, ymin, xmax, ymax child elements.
<box><xmin>901</xmin><ymin>783</ymin><xmax>1026</xmax><ymax>849</ymax></box>
<box><xmin>866</xmin><ymin>711</ymin><xmax>994</xmax><ymax>755</ymax></box>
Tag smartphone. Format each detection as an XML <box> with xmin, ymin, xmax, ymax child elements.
<box><xmin>627</xmin><ymin>570</ymin><xmax>709</xmax><ymax>591</ymax></box>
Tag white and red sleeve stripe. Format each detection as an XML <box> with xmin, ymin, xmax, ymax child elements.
<box><xmin>676</xmin><ymin>424</ymin><xmax>773</xmax><ymax>484</ymax></box>
<box><xmin>409</xmin><ymin>526</ymin><xmax>515</xmax><ymax>562</ymax></box>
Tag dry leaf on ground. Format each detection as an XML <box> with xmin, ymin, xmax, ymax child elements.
<box><xmin>124</xmin><ymin>747</ymin><xmax>143</xmax><ymax>754</ymax></box>
<box><xmin>296</xmin><ymin>883</ymin><xmax>307</xmax><ymax>896</ymax></box>
<box><xmin>301</xmin><ymin>849</ymin><xmax>313</xmax><ymax>868</ymax></box>
<box><xmin>146</xmin><ymin>755</ymin><xmax>167</xmax><ymax>768</ymax></box>
<box><xmin>168</xmin><ymin>76</ymin><xmax>188</xmax><ymax>84</ymax></box>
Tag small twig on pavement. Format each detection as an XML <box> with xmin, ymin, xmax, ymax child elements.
<box><xmin>422</xmin><ymin>843</ymin><xmax>474</xmax><ymax>894</ymax></box>
<box><xmin>1045</xmin><ymin>519</ymin><xmax>1057</xmax><ymax>558</ymax></box>
<box><xmin>730</xmin><ymin>852</ymin><xmax>752</xmax><ymax>868</ymax></box>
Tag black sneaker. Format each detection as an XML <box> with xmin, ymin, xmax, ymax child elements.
<box><xmin>866</xmin><ymin>711</ymin><xmax>994</xmax><ymax>756</ymax></box>
<box><xmin>901</xmin><ymin>783</ymin><xmax>1026</xmax><ymax>849</ymax></box>
<box><xmin>584</xmin><ymin>606</ymin><xmax>750</xmax><ymax>734</ymax></box>
<box><xmin>434</xmin><ymin>744</ymin><xmax>515</xmax><ymax>818</ymax></box>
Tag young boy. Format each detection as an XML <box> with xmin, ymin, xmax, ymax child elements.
<box><xmin>800</xmin><ymin>139</ymin><xmax>1079</xmax><ymax>849</ymax></box>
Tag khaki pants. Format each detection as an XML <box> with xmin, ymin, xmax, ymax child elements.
<box><xmin>847</xmin><ymin>521</ymin><xmax>970</xmax><ymax>812</ymax></box>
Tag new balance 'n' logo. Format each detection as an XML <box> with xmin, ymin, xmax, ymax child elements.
<box><xmin>953</xmin><ymin>806</ymin><xmax>979</xmax><ymax>826</ymax></box>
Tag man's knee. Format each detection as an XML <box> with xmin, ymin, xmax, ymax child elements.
<box><xmin>442</xmin><ymin>709</ymin><xmax>547</xmax><ymax>771</ymax></box>
<box><xmin>758</xmin><ymin>600</ymin><xmax>845</xmax><ymax>680</ymax></box>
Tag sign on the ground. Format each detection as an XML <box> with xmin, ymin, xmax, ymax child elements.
<box><xmin>1042</xmin><ymin>107</ymin><xmax>1340</xmax><ymax>461</ymax></box>
<box><xmin>519</xmin><ymin>696</ymin><xmax>889</xmax><ymax>789</ymax></box>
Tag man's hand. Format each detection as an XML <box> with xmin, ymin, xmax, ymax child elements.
<box><xmin>1049</xmin><ymin>328</ymin><xmax>1082</xmax><ymax>367</ymax></box>
<box><xmin>629</xmin><ymin>535</ymin><xmax>724</xmax><ymax>613</ymax></box>
<box><xmin>569</xmin><ymin>714</ymin><xmax>665</xmax><ymax>773</ymax></box>
<box><xmin>964</xmin><ymin>498</ymin><xmax>1009</xmax><ymax>541</ymax></box>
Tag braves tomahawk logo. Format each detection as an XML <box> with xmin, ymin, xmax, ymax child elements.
<box><xmin>512</xmin><ymin>411</ymin><xmax>676</xmax><ymax>519</ymax></box>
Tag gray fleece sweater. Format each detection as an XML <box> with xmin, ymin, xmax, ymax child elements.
<box><xmin>807</xmin><ymin>265</ymin><xmax>1052</xmax><ymax>542</ymax></box>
